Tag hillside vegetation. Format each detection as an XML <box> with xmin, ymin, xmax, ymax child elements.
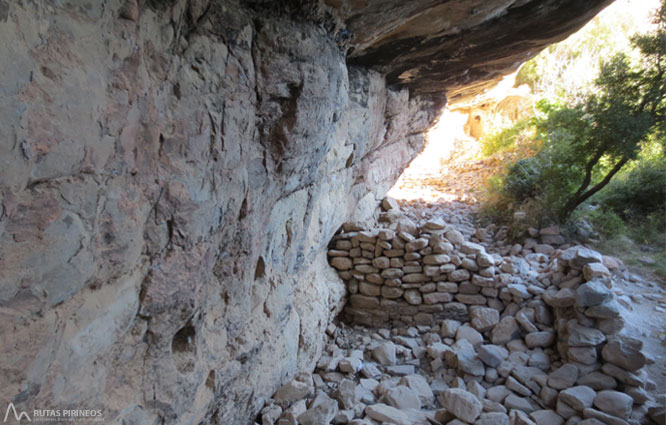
<box><xmin>480</xmin><ymin>0</ymin><xmax>666</xmax><ymax>278</ymax></box>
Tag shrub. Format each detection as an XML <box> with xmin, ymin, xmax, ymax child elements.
<box><xmin>587</xmin><ymin>208</ymin><xmax>626</xmax><ymax>236</ymax></box>
<box><xmin>599</xmin><ymin>157</ymin><xmax>666</xmax><ymax>220</ymax></box>
<box><xmin>503</xmin><ymin>158</ymin><xmax>541</xmax><ymax>202</ymax></box>
<box><xmin>480</xmin><ymin>119</ymin><xmax>533</xmax><ymax>156</ymax></box>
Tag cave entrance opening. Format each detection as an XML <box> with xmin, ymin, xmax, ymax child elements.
<box><xmin>386</xmin><ymin>0</ymin><xmax>660</xmax><ymax>211</ymax></box>
<box><xmin>386</xmin><ymin>71</ymin><xmax>525</xmax><ymax>207</ymax></box>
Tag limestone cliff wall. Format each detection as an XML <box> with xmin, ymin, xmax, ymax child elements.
<box><xmin>0</xmin><ymin>2</ymin><xmax>437</xmax><ymax>424</ymax></box>
<box><xmin>0</xmin><ymin>0</ymin><xmax>611</xmax><ymax>424</ymax></box>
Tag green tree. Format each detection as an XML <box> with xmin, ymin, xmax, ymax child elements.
<box><xmin>525</xmin><ymin>1</ymin><xmax>665</xmax><ymax>221</ymax></box>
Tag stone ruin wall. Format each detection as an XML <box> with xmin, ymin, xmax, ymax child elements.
<box><xmin>326</xmin><ymin>201</ymin><xmax>654</xmax><ymax>423</ymax></box>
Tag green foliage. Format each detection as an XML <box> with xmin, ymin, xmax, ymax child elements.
<box><xmin>514</xmin><ymin>0</ymin><xmax>658</xmax><ymax>104</ymax></box>
<box><xmin>503</xmin><ymin>158</ymin><xmax>541</xmax><ymax>202</ymax></box>
<box><xmin>488</xmin><ymin>2</ymin><xmax>666</xmax><ymax>223</ymax></box>
<box><xmin>479</xmin><ymin>119</ymin><xmax>532</xmax><ymax>156</ymax></box>
<box><xmin>598</xmin><ymin>157</ymin><xmax>666</xmax><ymax>220</ymax></box>
<box><xmin>483</xmin><ymin>1</ymin><xmax>666</xmax><ymax>279</ymax></box>
<box><xmin>587</xmin><ymin>208</ymin><xmax>626</xmax><ymax>236</ymax></box>
<box><xmin>629</xmin><ymin>210</ymin><xmax>666</xmax><ymax>245</ymax></box>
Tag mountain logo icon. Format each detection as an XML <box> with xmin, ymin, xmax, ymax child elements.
<box><xmin>3</xmin><ymin>403</ymin><xmax>30</xmax><ymax>422</ymax></box>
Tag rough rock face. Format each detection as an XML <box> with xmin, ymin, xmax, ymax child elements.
<box><xmin>0</xmin><ymin>2</ymin><xmax>435</xmax><ymax>424</ymax></box>
<box><xmin>0</xmin><ymin>0</ymin><xmax>611</xmax><ymax>424</ymax></box>
<box><xmin>342</xmin><ymin>0</ymin><xmax>613</xmax><ymax>100</ymax></box>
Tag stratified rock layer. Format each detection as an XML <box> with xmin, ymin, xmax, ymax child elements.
<box><xmin>342</xmin><ymin>0</ymin><xmax>613</xmax><ymax>99</ymax></box>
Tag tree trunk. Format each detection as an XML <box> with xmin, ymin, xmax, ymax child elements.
<box><xmin>559</xmin><ymin>156</ymin><xmax>630</xmax><ymax>221</ymax></box>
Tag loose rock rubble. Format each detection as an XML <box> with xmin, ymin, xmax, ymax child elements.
<box><xmin>257</xmin><ymin>199</ymin><xmax>663</xmax><ymax>425</ymax></box>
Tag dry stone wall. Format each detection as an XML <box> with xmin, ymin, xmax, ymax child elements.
<box><xmin>330</xmin><ymin>218</ymin><xmax>503</xmax><ymax>327</ymax></box>
<box><xmin>321</xmin><ymin>204</ymin><xmax>655</xmax><ymax>424</ymax></box>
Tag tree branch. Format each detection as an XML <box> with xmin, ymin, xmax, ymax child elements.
<box><xmin>572</xmin><ymin>148</ymin><xmax>605</xmax><ymax>199</ymax></box>
<box><xmin>560</xmin><ymin>156</ymin><xmax>630</xmax><ymax>220</ymax></box>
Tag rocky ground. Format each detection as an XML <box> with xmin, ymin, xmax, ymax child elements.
<box><xmin>256</xmin><ymin>132</ymin><xmax>666</xmax><ymax>425</ymax></box>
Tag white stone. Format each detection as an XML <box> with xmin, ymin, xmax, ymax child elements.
<box><xmin>274</xmin><ymin>379</ymin><xmax>313</xmax><ymax>406</ymax></box>
<box><xmin>456</xmin><ymin>324</ymin><xmax>484</xmax><ymax>346</ymax></box>
<box><xmin>478</xmin><ymin>344</ymin><xmax>508</xmax><ymax>368</ymax></box>
<box><xmin>476</xmin><ymin>412</ymin><xmax>509</xmax><ymax>425</ymax></box>
<box><xmin>335</xmin><ymin>379</ymin><xmax>357</xmax><ymax>410</ymax></box>
<box><xmin>440</xmin><ymin>388</ymin><xmax>482</xmax><ymax>423</ymax></box>
<box><xmin>490</xmin><ymin>316</ymin><xmax>521</xmax><ymax>345</ymax></box>
<box><xmin>364</xmin><ymin>403</ymin><xmax>411</xmax><ymax>425</ymax></box>
<box><xmin>261</xmin><ymin>405</ymin><xmax>282</xmax><ymax>425</ymax></box>
<box><xmin>601</xmin><ymin>335</ymin><xmax>646</xmax><ymax>372</ymax></box>
<box><xmin>469</xmin><ymin>306</ymin><xmax>500</xmax><ymax>332</ymax></box>
<box><xmin>525</xmin><ymin>331</ymin><xmax>555</xmax><ymax>348</ymax></box>
<box><xmin>558</xmin><ymin>386</ymin><xmax>596</xmax><ymax>411</ymax></box>
<box><xmin>400</xmin><ymin>374</ymin><xmax>434</xmax><ymax>405</ymax></box>
<box><xmin>549</xmin><ymin>364</ymin><xmax>580</xmax><ymax>390</ymax></box>
<box><xmin>529</xmin><ymin>410</ymin><xmax>564</xmax><ymax>425</ymax></box>
<box><xmin>297</xmin><ymin>392</ymin><xmax>338</xmax><ymax>425</ymax></box>
<box><xmin>576</xmin><ymin>280</ymin><xmax>613</xmax><ymax>308</ymax></box>
<box><xmin>583</xmin><ymin>262</ymin><xmax>611</xmax><ymax>281</ymax></box>
<box><xmin>383</xmin><ymin>385</ymin><xmax>421</xmax><ymax>410</ymax></box>
<box><xmin>593</xmin><ymin>390</ymin><xmax>633</xmax><ymax>419</ymax></box>
<box><xmin>339</xmin><ymin>357</ymin><xmax>362</xmax><ymax>373</ymax></box>
<box><xmin>372</xmin><ymin>341</ymin><xmax>397</xmax><ymax>366</ymax></box>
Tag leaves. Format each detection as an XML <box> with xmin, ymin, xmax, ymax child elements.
<box><xmin>493</xmin><ymin>0</ymin><xmax>666</xmax><ymax>222</ymax></box>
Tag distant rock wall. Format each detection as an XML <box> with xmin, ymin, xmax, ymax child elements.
<box><xmin>0</xmin><ymin>0</ymin><xmax>614</xmax><ymax>424</ymax></box>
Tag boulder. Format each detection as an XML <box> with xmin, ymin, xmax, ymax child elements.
<box><xmin>456</xmin><ymin>324</ymin><xmax>484</xmax><ymax>346</ymax></box>
<box><xmin>478</xmin><ymin>344</ymin><xmax>508</xmax><ymax>368</ymax></box>
<box><xmin>561</xmin><ymin>246</ymin><xmax>603</xmax><ymax>268</ymax></box>
<box><xmin>274</xmin><ymin>379</ymin><xmax>313</xmax><ymax>406</ymax></box>
<box><xmin>383</xmin><ymin>385</ymin><xmax>421</xmax><ymax>410</ymax></box>
<box><xmin>529</xmin><ymin>409</ymin><xmax>565</xmax><ymax>425</ymax></box>
<box><xmin>548</xmin><ymin>363</ymin><xmax>578</xmax><ymax>390</ymax></box>
<box><xmin>470</xmin><ymin>306</ymin><xmax>500</xmax><ymax>332</ymax></box>
<box><xmin>576</xmin><ymin>280</ymin><xmax>613</xmax><ymax>308</ymax></box>
<box><xmin>568</xmin><ymin>322</ymin><xmax>606</xmax><ymax>347</ymax></box>
<box><xmin>451</xmin><ymin>339</ymin><xmax>485</xmax><ymax>377</ymax></box>
<box><xmin>400</xmin><ymin>374</ymin><xmax>435</xmax><ymax>405</ymax></box>
<box><xmin>364</xmin><ymin>404</ymin><xmax>411</xmax><ymax>425</ymax></box>
<box><xmin>577</xmin><ymin>371</ymin><xmax>617</xmax><ymax>390</ymax></box>
<box><xmin>525</xmin><ymin>331</ymin><xmax>555</xmax><ymax>348</ymax></box>
<box><xmin>476</xmin><ymin>412</ymin><xmax>509</xmax><ymax>425</ymax></box>
<box><xmin>490</xmin><ymin>316</ymin><xmax>521</xmax><ymax>345</ymax></box>
<box><xmin>583</xmin><ymin>263</ymin><xmax>611</xmax><ymax>281</ymax></box>
<box><xmin>297</xmin><ymin>392</ymin><xmax>338</xmax><ymax>425</ymax></box>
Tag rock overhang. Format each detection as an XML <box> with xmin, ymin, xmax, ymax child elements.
<box><xmin>337</xmin><ymin>0</ymin><xmax>614</xmax><ymax>100</ymax></box>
